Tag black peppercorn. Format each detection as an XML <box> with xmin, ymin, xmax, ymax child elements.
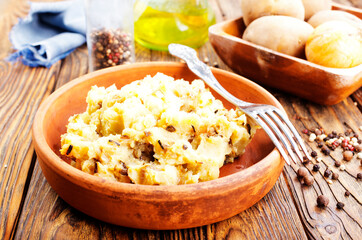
<box><xmin>357</xmin><ymin>173</ymin><xmax>362</xmax><ymax>180</ymax></box>
<box><xmin>312</xmin><ymin>164</ymin><xmax>320</xmax><ymax>172</ymax></box>
<box><xmin>311</xmin><ymin>151</ymin><xmax>317</xmax><ymax>157</ymax></box>
<box><xmin>336</xmin><ymin>202</ymin><xmax>345</xmax><ymax>209</ymax></box>
<box><xmin>317</xmin><ymin>195</ymin><xmax>329</xmax><ymax>208</ymax></box>
<box><xmin>335</xmin><ymin>160</ymin><xmax>341</xmax><ymax>167</ymax></box>
<box><xmin>324</xmin><ymin>169</ymin><xmax>332</xmax><ymax>178</ymax></box>
<box><xmin>345</xmin><ymin>190</ymin><xmax>350</xmax><ymax>197</ymax></box>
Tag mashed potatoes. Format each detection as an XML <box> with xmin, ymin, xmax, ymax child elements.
<box><xmin>60</xmin><ymin>73</ymin><xmax>257</xmax><ymax>185</ymax></box>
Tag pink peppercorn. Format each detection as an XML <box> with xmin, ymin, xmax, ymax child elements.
<box><xmin>348</xmin><ymin>145</ymin><xmax>355</xmax><ymax>151</ymax></box>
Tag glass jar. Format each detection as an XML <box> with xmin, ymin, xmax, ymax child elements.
<box><xmin>85</xmin><ymin>0</ymin><xmax>135</xmax><ymax>71</ymax></box>
<box><xmin>134</xmin><ymin>0</ymin><xmax>216</xmax><ymax>51</ymax></box>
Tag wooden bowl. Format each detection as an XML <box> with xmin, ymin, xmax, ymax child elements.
<box><xmin>32</xmin><ymin>62</ymin><xmax>284</xmax><ymax>230</ymax></box>
<box><xmin>209</xmin><ymin>3</ymin><xmax>362</xmax><ymax>105</ymax></box>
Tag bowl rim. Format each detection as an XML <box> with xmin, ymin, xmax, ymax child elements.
<box><xmin>32</xmin><ymin>61</ymin><xmax>283</xmax><ymax>200</ymax></box>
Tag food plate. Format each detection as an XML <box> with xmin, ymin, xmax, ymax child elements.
<box><xmin>32</xmin><ymin>62</ymin><xmax>284</xmax><ymax>229</ymax></box>
<box><xmin>209</xmin><ymin>3</ymin><xmax>362</xmax><ymax>105</ymax></box>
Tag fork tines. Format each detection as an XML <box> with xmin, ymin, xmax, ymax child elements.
<box><xmin>246</xmin><ymin>106</ymin><xmax>311</xmax><ymax>165</ymax></box>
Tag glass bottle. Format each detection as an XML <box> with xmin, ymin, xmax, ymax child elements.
<box><xmin>134</xmin><ymin>0</ymin><xmax>216</xmax><ymax>51</ymax></box>
<box><xmin>85</xmin><ymin>0</ymin><xmax>135</xmax><ymax>71</ymax></box>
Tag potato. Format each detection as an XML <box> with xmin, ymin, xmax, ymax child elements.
<box><xmin>305</xmin><ymin>21</ymin><xmax>362</xmax><ymax>68</ymax></box>
<box><xmin>241</xmin><ymin>0</ymin><xmax>305</xmax><ymax>26</ymax></box>
<box><xmin>308</xmin><ymin>10</ymin><xmax>362</xmax><ymax>28</ymax></box>
<box><xmin>242</xmin><ymin>16</ymin><xmax>314</xmax><ymax>57</ymax></box>
<box><xmin>301</xmin><ymin>0</ymin><xmax>332</xmax><ymax>20</ymax></box>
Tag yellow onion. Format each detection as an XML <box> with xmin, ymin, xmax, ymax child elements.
<box><xmin>305</xmin><ymin>20</ymin><xmax>362</xmax><ymax>68</ymax></box>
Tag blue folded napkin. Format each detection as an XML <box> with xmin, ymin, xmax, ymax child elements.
<box><xmin>8</xmin><ymin>0</ymin><xmax>86</xmax><ymax>67</ymax></box>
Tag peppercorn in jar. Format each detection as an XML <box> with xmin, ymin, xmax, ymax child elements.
<box><xmin>85</xmin><ymin>0</ymin><xmax>135</xmax><ymax>71</ymax></box>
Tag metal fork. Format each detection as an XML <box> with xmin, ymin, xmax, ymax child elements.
<box><xmin>169</xmin><ymin>43</ymin><xmax>311</xmax><ymax>165</ymax></box>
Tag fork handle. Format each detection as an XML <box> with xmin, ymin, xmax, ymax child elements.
<box><xmin>168</xmin><ymin>44</ymin><xmax>254</xmax><ymax>108</ymax></box>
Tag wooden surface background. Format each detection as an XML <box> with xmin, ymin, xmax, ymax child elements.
<box><xmin>0</xmin><ymin>0</ymin><xmax>361</xmax><ymax>239</ymax></box>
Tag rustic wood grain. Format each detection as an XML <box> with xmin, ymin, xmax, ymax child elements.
<box><xmin>0</xmin><ymin>0</ymin><xmax>361</xmax><ymax>239</ymax></box>
<box><xmin>0</xmin><ymin>0</ymin><xmax>29</xmax><ymax>58</ymax></box>
<box><xmin>0</xmin><ymin>60</ymin><xmax>60</xmax><ymax>239</ymax></box>
<box><xmin>275</xmin><ymin>94</ymin><xmax>362</xmax><ymax>240</ymax></box>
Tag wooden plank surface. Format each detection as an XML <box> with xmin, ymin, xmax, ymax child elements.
<box><xmin>0</xmin><ymin>0</ymin><xmax>361</xmax><ymax>239</ymax></box>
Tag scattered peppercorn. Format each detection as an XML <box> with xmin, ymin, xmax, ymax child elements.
<box><xmin>321</xmin><ymin>146</ymin><xmax>330</xmax><ymax>155</ymax></box>
<box><xmin>317</xmin><ymin>142</ymin><xmax>323</xmax><ymax>148</ymax></box>
<box><xmin>317</xmin><ymin>195</ymin><xmax>329</xmax><ymax>208</ymax></box>
<box><xmin>324</xmin><ymin>169</ymin><xmax>332</xmax><ymax>178</ymax></box>
<box><xmin>335</xmin><ymin>160</ymin><xmax>341</xmax><ymax>167</ymax></box>
<box><xmin>343</xmin><ymin>151</ymin><xmax>353</xmax><ymax>161</ymax></box>
<box><xmin>302</xmin><ymin>129</ymin><xmax>309</xmax><ymax>135</ymax></box>
<box><xmin>355</xmin><ymin>144</ymin><xmax>362</xmax><ymax>152</ymax></box>
<box><xmin>332</xmin><ymin>172</ymin><xmax>339</xmax><ymax>180</ymax></box>
<box><xmin>312</xmin><ymin>164</ymin><xmax>320</xmax><ymax>172</ymax></box>
<box><xmin>315</xmin><ymin>129</ymin><xmax>322</xmax><ymax>135</ymax></box>
<box><xmin>345</xmin><ymin>190</ymin><xmax>350</xmax><ymax>197</ymax></box>
<box><xmin>357</xmin><ymin>173</ymin><xmax>362</xmax><ymax>180</ymax></box>
<box><xmin>297</xmin><ymin>167</ymin><xmax>308</xmax><ymax>179</ymax></box>
<box><xmin>326</xmin><ymin>179</ymin><xmax>333</xmax><ymax>184</ymax></box>
<box><xmin>311</xmin><ymin>151</ymin><xmax>317</xmax><ymax>157</ymax></box>
<box><xmin>340</xmin><ymin>164</ymin><xmax>346</xmax><ymax>171</ymax></box>
<box><xmin>336</xmin><ymin>202</ymin><xmax>345</xmax><ymax>209</ymax></box>
<box><xmin>304</xmin><ymin>175</ymin><xmax>314</xmax><ymax>186</ymax></box>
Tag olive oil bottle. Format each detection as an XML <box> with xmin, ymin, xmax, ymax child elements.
<box><xmin>134</xmin><ymin>0</ymin><xmax>215</xmax><ymax>51</ymax></box>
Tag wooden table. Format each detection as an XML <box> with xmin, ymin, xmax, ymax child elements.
<box><xmin>0</xmin><ymin>0</ymin><xmax>361</xmax><ymax>239</ymax></box>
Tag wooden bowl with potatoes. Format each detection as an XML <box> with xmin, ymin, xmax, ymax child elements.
<box><xmin>209</xmin><ymin>1</ymin><xmax>362</xmax><ymax>105</ymax></box>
